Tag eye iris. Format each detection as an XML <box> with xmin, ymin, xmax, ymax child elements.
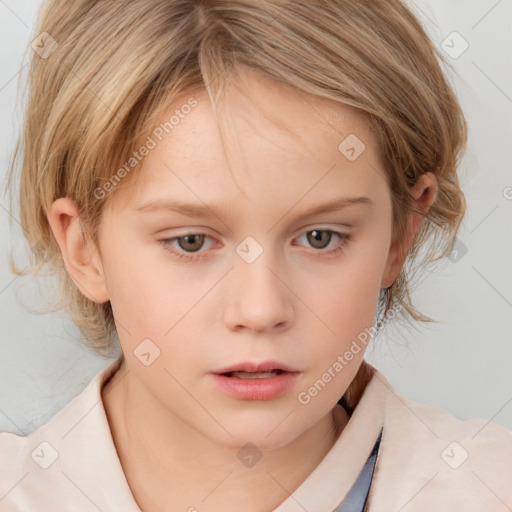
<box><xmin>307</xmin><ymin>230</ymin><xmax>331</xmax><ymax>249</ymax></box>
<box><xmin>178</xmin><ymin>234</ymin><xmax>205</xmax><ymax>252</ymax></box>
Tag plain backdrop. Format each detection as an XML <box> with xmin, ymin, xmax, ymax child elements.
<box><xmin>1</xmin><ymin>0</ymin><xmax>511</xmax><ymax>435</ymax></box>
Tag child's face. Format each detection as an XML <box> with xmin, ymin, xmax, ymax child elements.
<box><xmin>95</xmin><ymin>69</ymin><xmax>399</xmax><ymax>449</ymax></box>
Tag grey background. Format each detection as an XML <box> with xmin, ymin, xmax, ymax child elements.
<box><xmin>1</xmin><ymin>0</ymin><xmax>511</xmax><ymax>435</ymax></box>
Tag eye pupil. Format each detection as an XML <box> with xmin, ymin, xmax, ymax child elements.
<box><xmin>178</xmin><ymin>234</ymin><xmax>205</xmax><ymax>252</ymax></box>
<box><xmin>307</xmin><ymin>230</ymin><xmax>331</xmax><ymax>249</ymax></box>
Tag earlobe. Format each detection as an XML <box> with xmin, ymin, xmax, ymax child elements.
<box><xmin>379</xmin><ymin>211</ymin><xmax>424</xmax><ymax>289</ymax></box>
<box><xmin>47</xmin><ymin>197</ymin><xmax>109</xmax><ymax>303</ymax></box>
<box><xmin>380</xmin><ymin>171</ymin><xmax>438</xmax><ymax>289</ymax></box>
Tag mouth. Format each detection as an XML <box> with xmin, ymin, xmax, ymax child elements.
<box><xmin>220</xmin><ymin>369</ymin><xmax>287</xmax><ymax>379</ymax></box>
<box><xmin>210</xmin><ymin>361</ymin><xmax>301</xmax><ymax>400</ymax></box>
<box><xmin>211</xmin><ymin>360</ymin><xmax>300</xmax><ymax>377</ymax></box>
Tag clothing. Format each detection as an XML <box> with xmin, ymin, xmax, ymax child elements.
<box><xmin>334</xmin><ymin>427</ymin><xmax>382</xmax><ymax>511</ymax></box>
<box><xmin>1</xmin><ymin>359</ymin><xmax>511</xmax><ymax>511</ymax></box>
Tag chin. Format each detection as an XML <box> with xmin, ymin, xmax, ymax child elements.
<box><xmin>209</xmin><ymin>422</ymin><xmax>305</xmax><ymax>453</ymax></box>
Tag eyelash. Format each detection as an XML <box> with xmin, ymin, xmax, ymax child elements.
<box><xmin>158</xmin><ymin>229</ymin><xmax>352</xmax><ymax>262</ymax></box>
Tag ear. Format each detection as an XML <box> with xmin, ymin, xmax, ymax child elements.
<box><xmin>47</xmin><ymin>197</ymin><xmax>109</xmax><ymax>303</ymax></box>
<box><xmin>380</xmin><ymin>171</ymin><xmax>438</xmax><ymax>289</ymax></box>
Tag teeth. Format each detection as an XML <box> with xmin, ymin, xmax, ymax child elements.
<box><xmin>229</xmin><ymin>370</ymin><xmax>281</xmax><ymax>379</ymax></box>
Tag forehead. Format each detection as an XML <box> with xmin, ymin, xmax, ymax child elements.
<box><xmin>108</xmin><ymin>69</ymin><xmax>387</xmax><ymax>214</ymax></box>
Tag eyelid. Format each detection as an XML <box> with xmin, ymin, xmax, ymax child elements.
<box><xmin>158</xmin><ymin>223</ymin><xmax>352</xmax><ymax>244</ymax></box>
<box><xmin>163</xmin><ymin>232</ymin><xmax>218</xmax><ymax>250</ymax></box>
<box><xmin>290</xmin><ymin>222</ymin><xmax>354</xmax><ymax>236</ymax></box>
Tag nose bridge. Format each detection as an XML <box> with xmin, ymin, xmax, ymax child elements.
<box><xmin>223</xmin><ymin>237</ymin><xmax>294</xmax><ymax>332</ymax></box>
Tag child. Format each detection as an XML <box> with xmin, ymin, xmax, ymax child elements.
<box><xmin>2</xmin><ymin>0</ymin><xmax>511</xmax><ymax>510</ymax></box>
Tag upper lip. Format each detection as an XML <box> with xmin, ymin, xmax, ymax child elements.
<box><xmin>211</xmin><ymin>361</ymin><xmax>300</xmax><ymax>374</ymax></box>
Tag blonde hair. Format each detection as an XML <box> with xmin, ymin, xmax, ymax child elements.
<box><xmin>6</xmin><ymin>0</ymin><xmax>467</xmax><ymax>410</ymax></box>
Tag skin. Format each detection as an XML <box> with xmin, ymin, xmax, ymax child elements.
<box><xmin>47</xmin><ymin>68</ymin><xmax>437</xmax><ymax>511</ymax></box>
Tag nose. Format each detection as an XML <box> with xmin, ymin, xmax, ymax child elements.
<box><xmin>222</xmin><ymin>251</ymin><xmax>295</xmax><ymax>333</ymax></box>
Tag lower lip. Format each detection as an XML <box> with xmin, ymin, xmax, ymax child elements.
<box><xmin>210</xmin><ymin>372</ymin><xmax>301</xmax><ymax>400</ymax></box>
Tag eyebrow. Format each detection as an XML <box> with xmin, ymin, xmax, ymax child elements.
<box><xmin>134</xmin><ymin>196</ymin><xmax>373</xmax><ymax>219</ymax></box>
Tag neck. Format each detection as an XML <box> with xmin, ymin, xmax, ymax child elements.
<box><xmin>102</xmin><ymin>362</ymin><xmax>349</xmax><ymax>512</ymax></box>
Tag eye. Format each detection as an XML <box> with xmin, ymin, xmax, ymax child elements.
<box><xmin>294</xmin><ymin>229</ymin><xmax>351</xmax><ymax>256</ymax></box>
<box><xmin>159</xmin><ymin>233</ymin><xmax>216</xmax><ymax>260</ymax></box>
<box><xmin>158</xmin><ymin>228</ymin><xmax>352</xmax><ymax>262</ymax></box>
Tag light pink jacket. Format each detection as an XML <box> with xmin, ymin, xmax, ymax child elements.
<box><xmin>1</xmin><ymin>360</ymin><xmax>511</xmax><ymax>511</ymax></box>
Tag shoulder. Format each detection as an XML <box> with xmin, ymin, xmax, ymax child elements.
<box><xmin>0</xmin><ymin>389</ymin><xmax>83</xmax><ymax>510</ymax></box>
<box><xmin>0</xmin><ymin>358</ymin><xmax>136</xmax><ymax>511</ymax></box>
<box><xmin>368</xmin><ymin>370</ymin><xmax>512</xmax><ymax>511</ymax></box>
<box><xmin>0</xmin><ymin>428</ymin><xmax>28</xmax><ymax>479</ymax></box>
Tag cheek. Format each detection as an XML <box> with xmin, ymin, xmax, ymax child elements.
<box><xmin>322</xmin><ymin>238</ymin><xmax>388</xmax><ymax>317</ymax></box>
<box><xmin>102</xmin><ymin>242</ymin><xmax>215</xmax><ymax>359</ymax></box>
<box><xmin>305</xmin><ymin>234</ymin><xmax>389</xmax><ymax>365</ymax></box>
<box><xmin>100</xmin><ymin>237</ymin><xmax>176</xmax><ymax>340</ymax></box>
<box><xmin>302</xmin><ymin>270</ymin><xmax>382</xmax><ymax>403</ymax></box>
